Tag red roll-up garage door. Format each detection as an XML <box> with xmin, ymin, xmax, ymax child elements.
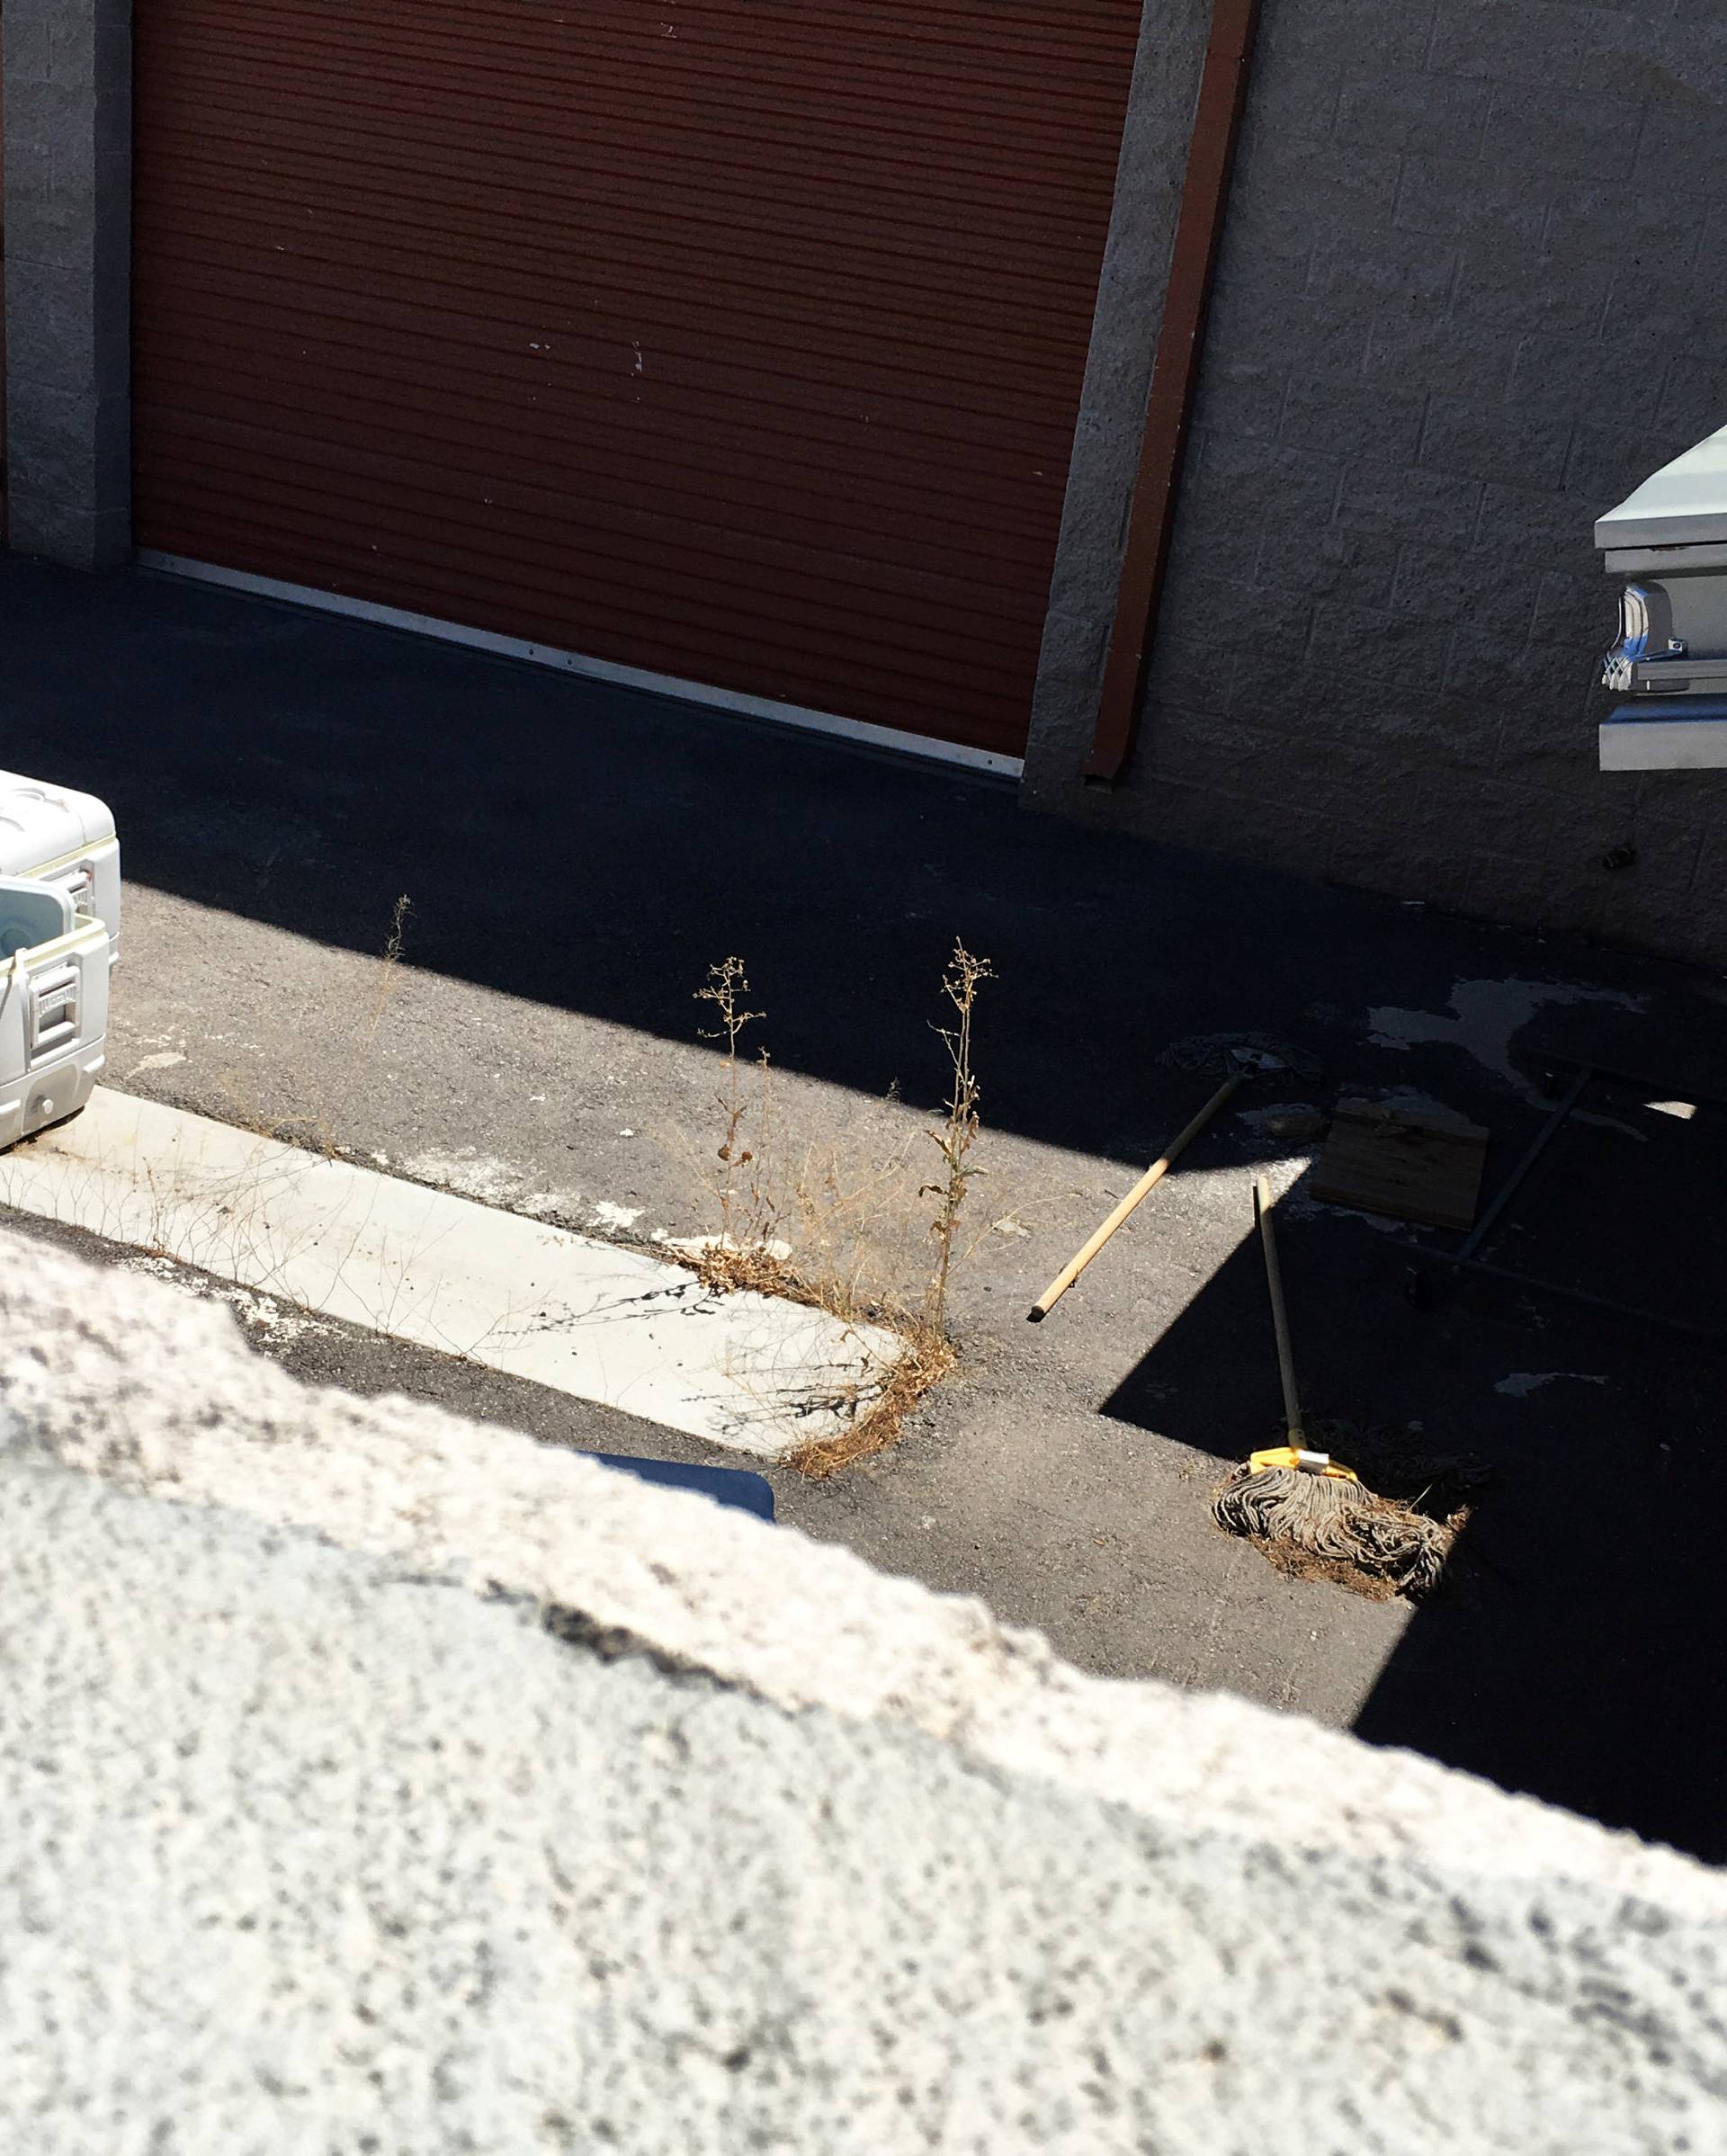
<box><xmin>132</xmin><ymin>1</ymin><xmax>1140</xmax><ymax>761</ymax></box>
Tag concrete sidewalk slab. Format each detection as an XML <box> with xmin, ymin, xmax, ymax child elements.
<box><xmin>0</xmin><ymin>1088</ymin><xmax>900</xmax><ymax>1458</ymax></box>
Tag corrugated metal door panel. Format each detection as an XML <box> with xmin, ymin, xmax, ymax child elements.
<box><xmin>133</xmin><ymin>0</ymin><xmax>1140</xmax><ymax>757</ymax></box>
<box><xmin>144</xmin><ymin>166</ymin><xmax>1107</xmax><ymax>353</ymax></box>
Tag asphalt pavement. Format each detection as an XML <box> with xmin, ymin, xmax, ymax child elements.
<box><xmin>4</xmin><ymin>552</ymin><xmax>1725</xmax><ymax>1861</ymax></box>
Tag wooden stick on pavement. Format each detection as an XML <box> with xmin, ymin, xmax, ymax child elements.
<box><xmin>1025</xmin><ymin>1075</ymin><xmax>1242</xmax><ymax>1321</ymax></box>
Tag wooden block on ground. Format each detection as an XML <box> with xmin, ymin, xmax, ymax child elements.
<box><xmin>1310</xmin><ymin>1100</ymin><xmax>1490</xmax><ymax>1231</ymax></box>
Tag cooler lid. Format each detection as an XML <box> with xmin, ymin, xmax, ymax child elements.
<box><xmin>1596</xmin><ymin>422</ymin><xmax>1727</xmax><ymax>550</ymax></box>
<box><xmin>0</xmin><ymin>773</ymin><xmax>116</xmax><ymax>876</ymax></box>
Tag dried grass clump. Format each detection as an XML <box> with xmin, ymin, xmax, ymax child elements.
<box><xmin>786</xmin><ymin>1324</ymin><xmax>959</xmax><ymax>1480</ymax></box>
<box><xmin>680</xmin><ymin>943</ymin><xmax>992</xmax><ymax>1475</ymax></box>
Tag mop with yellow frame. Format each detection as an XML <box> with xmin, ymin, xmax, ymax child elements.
<box><xmin>1211</xmin><ymin>1177</ymin><xmax>1457</xmax><ymax>1600</ymax></box>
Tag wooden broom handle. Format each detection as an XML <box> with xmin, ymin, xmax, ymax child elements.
<box><xmin>1254</xmin><ymin>1176</ymin><xmax>1304</xmax><ymax>1444</ymax></box>
<box><xmin>1027</xmin><ymin>1076</ymin><xmax>1241</xmax><ymax>1320</ymax></box>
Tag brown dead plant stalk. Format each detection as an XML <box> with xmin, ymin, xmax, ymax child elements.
<box><xmin>361</xmin><ymin>895</ymin><xmax>413</xmax><ymax>1056</ymax></box>
<box><xmin>683</xmin><ymin>941</ymin><xmax>994</xmax><ymax>1478</ymax></box>
<box><xmin>785</xmin><ymin>941</ymin><xmax>992</xmax><ymax>1480</ymax></box>
<box><xmin>783</xmin><ymin>1323</ymin><xmax>958</xmax><ymax>1481</ymax></box>
<box><xmin>920</xmin><ymin>940</ymin><xmax>994</xmax><ymax>1337</ymax></box>
<box><xmin>691</xmin><ymin>957</ymin><xmax>785</xmax><ymax>1294</ymax></box>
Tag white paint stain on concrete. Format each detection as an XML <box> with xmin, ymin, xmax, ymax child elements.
<box><xmin>1495</xmin><ymin>1372</ymin><xmax>1608</xmax><ymax>1399</ymax></box>
<box><xmin>123</xmin><ymin>1051</ymin><xmax>187</xmax><ymax>1080</ymax></box>
<box><xmin>403</xmin><ymin>1148</ymin><xmax>584</xmax><ymax>1223</ymax></box>
<box><xmin>1367</xmin><ymin>979</ymin><xmax>1643</xmax><ymax>1098</ymax></box>
<box><xmin>1</xmin><ymin>1090</ymin><xmax>899</xmax><ymax>1458</ymax></box>
<box><xmin>402</xmin><ymin>1149</ymin><xmax>530</xmax><ymax>1206</ymax></box>
<box><xmin>1236</xmin><ymin>1103</ymin><xmax>1323</xmax><ymax>1140</ymax></box>
<box><xmin>1283</xmin><ymin>1185</ymin><xmax>1413</xmax><ymax>1236</ymax></box>
<box><xmin>589</xmin><ymin>1201</ymin><xmax>644</xmax><ymax>1233</ymax></box>
<box><xmin>123</xmin><ymin>1255</ymin><xmax>332</xmax><ymax>1346</ymax></box>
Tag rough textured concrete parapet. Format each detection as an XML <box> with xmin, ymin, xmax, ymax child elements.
<box><xmin>0</xmin><ymin>1227</ymin><xmax>1722</xmax><ymax>2150</ymax></box>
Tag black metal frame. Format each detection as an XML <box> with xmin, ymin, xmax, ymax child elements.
<box><xmin>1400</xmin><ymin>1060</ymin><xmax>1727</xmax><ymax>1348</ymax></box>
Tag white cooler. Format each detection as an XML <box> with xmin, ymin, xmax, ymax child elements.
<box><xmin>0</xmin><ymin>774</ymin><xmax>120</xmax><ymax>1149</ymax></box>
<box><xmin>0</xmin><ymin>773</ymin><xmax>121</xmax><ymax>962</ymax></box>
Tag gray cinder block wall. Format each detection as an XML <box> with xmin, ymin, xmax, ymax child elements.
<box><xmin>1026</xmin><ymin>0</ymin><xmax>1727</xmax><ymax>967</ymax></box>
<box><xmin>1</xmin><ymin>0</ymin><xmax>131</xmax><ymax>566</ymax></box>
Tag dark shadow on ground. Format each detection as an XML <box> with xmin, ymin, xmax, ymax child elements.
<box><xmin>1105</xmin><ymin>1083</ymin><xmax>1727</xmax><ymax>1864</ymax></box>
<box><xmin>6</xmin><ymin>556</ymin><xmax>1725</xmax><ymax>1168</ymax></box>
<box><xmin>9</xmin><ymin>556</ymin><xmax>1727</xmax><ymax>1855</ymax></box>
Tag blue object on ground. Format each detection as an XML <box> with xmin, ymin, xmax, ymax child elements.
<box><xmin>593</xmin><ymin>1453</ymin><xmax>775</xmax><ymax>1522</ymax></box>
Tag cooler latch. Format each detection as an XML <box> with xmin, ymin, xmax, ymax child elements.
<box><xmin>49</xmin><ymin>864</ymin><xmax>97</xmax><ymax>918</ymax></box>
<box><xmin>28</xmin><ymin>963</ymin><xmax>79</xmax><ymax>1060</ymax></box>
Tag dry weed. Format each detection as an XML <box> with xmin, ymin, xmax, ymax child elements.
<box><xmin>785</xmin><ymin>1324</ymin><xmax>958</xmax><ymax>1480</ymax></box>
<box><xmin>692</xmin><ymin>955</ymin><xmax>771</xmax><ymax>1253</ymax></box>
<box><xmin>214</xmin><ymin>895</ymin><xmax>413</xmax><ymax>1157</ymax></box>
<box><xmin>678</xmin><ymin>941</ymin><xmax>993</xmax><ymax>1475</ymax></box>
<box><xmin>357</xmin><ymin>894</ymin><xmax>413</xmax><ymax>1064</ymax></box>
<box><xmin>922</xmin><ymin>941</ymin><xmax>993</xmax><ymax>1335</ymax></box>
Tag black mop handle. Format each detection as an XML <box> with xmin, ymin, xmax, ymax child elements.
<box><xmin>1253</xmin><ymin>1176</ymin><xmax>1306</xmax><ymax>1447</ymax></box>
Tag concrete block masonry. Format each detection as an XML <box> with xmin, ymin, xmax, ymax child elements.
<box><xmin>1023</xmin><ymin>0</ymin><xmax>1727</xmax><ymax>969</ymax></box>
<box><xmin>0</xmin><ymin>0</ymin><xmax>132</xmax><ymax>566</ymax></box>
<box><xmin>0</xmin><ymin>1087</ymin><xmax>900</xmax><ymax>1458</ymax></box>
<box><xmin>0</xmin><ymin>1227</ymin><xmax>1723</xmax><ymax>2152</ymax></box>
